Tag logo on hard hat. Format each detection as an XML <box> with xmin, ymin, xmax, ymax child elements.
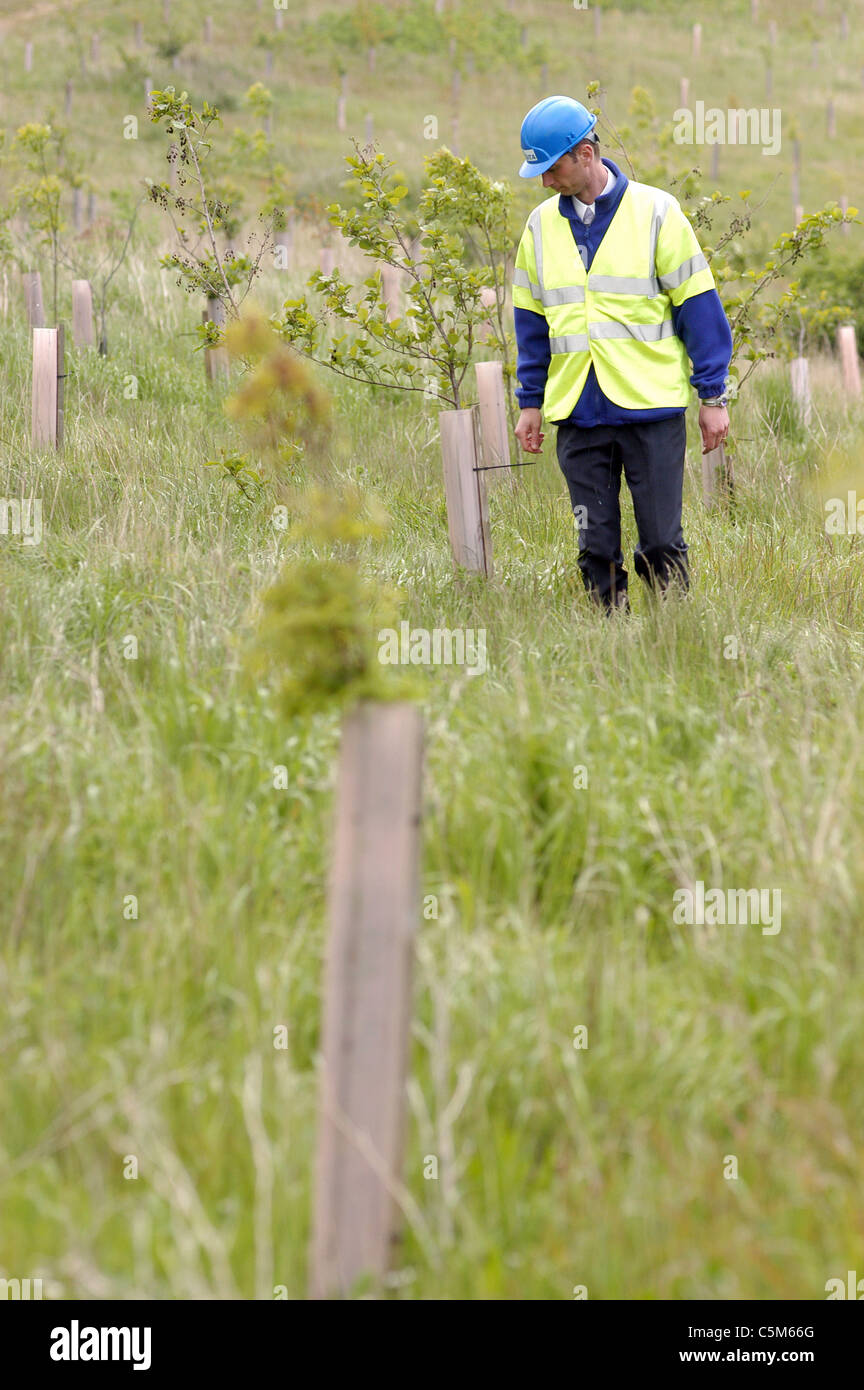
<box><xmin>523</xmin><ymin>148</ymin><xmax>538</xmax><ymax>162</ymax></box>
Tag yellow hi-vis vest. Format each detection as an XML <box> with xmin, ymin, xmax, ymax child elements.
<box><xmin>512</xmin><ymin>180</ymin><xmax>716</xmax><ymax>419</ymax></box>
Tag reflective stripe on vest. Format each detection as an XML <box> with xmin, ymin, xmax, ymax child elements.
<box><xmin>514</xmin><ymin>181</ymin><xmax>712</xmax><ymax>417</ymax></box>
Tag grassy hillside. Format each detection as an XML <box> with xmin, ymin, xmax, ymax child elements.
<box><xmin>1</xmin><ymin>0</ymin><xmax>863</xmax><ymax>1300</ymax></box>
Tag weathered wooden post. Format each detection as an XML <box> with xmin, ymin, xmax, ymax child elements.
<box><xmin>202</xmin><ymin>297</ymin><xmax>230</xmax><ymax>381</ymax></box>
<box><xmin>439</xmin><ymin>406</ymin><xmax>493</xmax><ymax>576</ymax></box>
<box><xmin>710</xmin><ymin>144</ymin><xmax>719</xmax><ymax>179</ymax></box>
<box><xmin>679</xmin><ymin>76</ymin><xmax>689</xmax><ymax>109</ymax></box>
<box><xmin>837</xmin><ymin>324</ymin><xmax>862</xmax><ymax>399</ymax></box>
<box><xmin>204</xmin><ymin>15</ymin><xmax>213</xmax><ymax>43</ymax></box>
<box><xmin>23</xmin><ymin>271</ymin><xmax>45</xmax><ymax>328</ymax></box>
<box><xmin>72</xmin><ymin>279</ymin><xmax>94</xmax><ymax>347</ymax></box>
<box><xmin>593</xmin><ymin>8</ymin><xmax>601</xmax><ymax>39</ymax></box>
<box><xmin>145</xmin><ymin>77</ymin><xmax>154</xmax><ymax>113</ymax></box>
<box><xmin>32</xmin><ymin>325</ymin><xmax>65</xmax><ymax>449</ymax></box>
<box><xmin>87</xmin><ymin>191</ymin><xmax>96</xmax><ymax>225</ymax></box>
<box><xmin>275</xmin><ymin>8</ymin><xmax>284</xmax><ymax>31</ymax></box>
<box><xmin>367</xmin><ymin>44</ymin><xmax>376</xmax><ymax>71</ymax></box>
<box><xmin>790</xmin><ymin>357</ymin><xmax>812</xmax><ymax>427</ymax></box>
<box><xmin>692</xmin><ymin>23</ymin><xmax>702</xmax><ymax>59</ymax></box>
<box><xmin>475</xmin><ymin>361</ymin><xmax>513</xmax><ymax>487</ymax></box>
<box><xmin>380</xmin><ymin>264</ymin><xmax>401</xmax><ymax>322</ymax></box>
<box><xmin>134</xmin><ymin>19</ymin><xmax>143</xmax><ymax>48</ymax></box>
<box><xmin>768</xmin><ymin>19</ymin><xmax>777</xmax><ymax>45</ymax></box>
<box><xmin>476</xmin><ymin>286</ymin><xmax>497</xmax><ymax>343</ymax></box>
<box><xmin>701</xmin><ymin>442</ymin><xmax>734</xmax><ymax>510</ymax></box>
<box><xmin>24</xmin><ymin>40</ymin><xmax>33</xmax><ymax>72</ymax></box>
<box><xmin>90</xmin><ymin>33</ymin><xmax>100</xmax><ymax>64</ymax></box>
<box><xmin>310</xmin><ymin>701</ymin><xmax>424</xmax><ymax>1301</ymax></box>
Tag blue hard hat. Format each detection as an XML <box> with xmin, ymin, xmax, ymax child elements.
<box><xmin>518</xmin><ymin>95</ymin><xmax>597</xmax><ymax>178</ymax></box>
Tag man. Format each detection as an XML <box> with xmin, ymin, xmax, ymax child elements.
<box><xmin>512</xmin><ymin>95</ymin><xmax>733</xmax><ymax>609</ymax></box>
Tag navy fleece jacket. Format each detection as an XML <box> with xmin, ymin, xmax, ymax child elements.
<box><xmin>514</xmin><ymin>159</ymin><xmax>733</xmax><ymax>425</ymax></box>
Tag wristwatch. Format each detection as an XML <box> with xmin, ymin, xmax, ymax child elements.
<box><xmin>700</xmin><ymin>395</ymin><xmax>728</xmax><ymax>407</ymax></box>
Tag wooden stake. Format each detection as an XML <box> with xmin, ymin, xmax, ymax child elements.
<box><xmin>310</xmin><ymin>701</ymin><xmax>424</xmax><ymax>1301</ymax></box>
<box><xmin>145</xmin><ymin>77</ymin><xmax>154</xmax><ymax>112</ymax></box>
<box><xmin>24</xmin><ymin>40</ymin><xmax>33</xmax><ymax>72</ymax></box>
<box><xmin>476</xmin><ymin>286</ymin><xmax>497</xmax><ymax>343</ymax></box>
<box><xmin>794</xmin><ymin>203</ymin><xmax>803</xmax><ymax>224</ymax></box>
<box><xmin>72</xmin><ymin>279</ymin><xmax>94</xmax><ymax>347</ymax></box>
<box><xmin>23</xmin><ymin>271</ymin><xmax>45</xmax><ymax>328</ymax></box>
<box><xmin>380</xmin><ymin>264</ymin><xmax>401</xmax><ymax>322</ymax></box>
<box><xmin>768</xmin><ymin>19</ymin><xmax>777</xmax><ymax>45</ymax></box>
<box><xmin>710</xmin><ymin>144</ymin><xmax>719</xmax><ymax>179</ymax></box>
<box><xmin>439</xmin><ymin>406</ymin><xmax>493</xmax><ymax>576</ymax></box>
<box><xmin>679</xmin><ymin>76</ymin><xmax>689</xmax><ymax>109</ymax></box>
<box><xmin>593</xmin><ymin>9</ymin><xmax>601</xmax><ymax>39</ymax></box>
<box><xmin>90</xmin><ymin>33</ymin><xmax>100</xmax><ymax>64</ymax></box>
<box><xmin>692</xmin><ymin>23</ymin><xmax>702</xmax><ymax>59</ymax></box>
<box><xmin>202</xmin><ymin>298</ymin><xmax>230</xmax><ymax>381</ymax></box>
<box><xmin>475</xmin><ymin>361</ymin><xmax>513</xmax><ymax>487</ymax></box>
<box><xmin>790</xmin><ymin>357</ymin><xmax>811</xmax><ymax>427</ymax></box>
<box><xmin>134</xmin><ymin>20</ymin><xmax>143</xmax><ymax>48</ymax></box>
<box><xmin>204</xmin><ymin>15</ymin><xmax>213</xmax><ymax>43</ymax></box>
<box><xmin>87</xmin><ymin>191</ymin><xmax>96</xmax><ymax>225</ymax></box>
<box><xmin>701</xmin><ymin>441</ymin><xmax>733</xmax><ymax>510</ymax></box>
<box><xmin>838</xmin><ymin>324</ymin><xmax>862</xmax><ymax>398</ymax></box>
<box><xmin>367</xmin><ymin>44</ymin><xmax>376</xmax><ymax>72</ymax></box>
<box><xmin>32</xmin><ymin>324</ymin><xmax>64</xmax><ymax>449</ymax></box>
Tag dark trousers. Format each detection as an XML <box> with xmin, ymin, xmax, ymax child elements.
<box><xmin>556</xmin><ymin>415</ymin><xmax>689</xmax><ymax>608</ymax></box>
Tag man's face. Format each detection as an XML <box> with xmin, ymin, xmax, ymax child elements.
<box><xmin>542</xmin><ymin>146</ymin><xmax>593</xmax><ymax>197</ymax></box>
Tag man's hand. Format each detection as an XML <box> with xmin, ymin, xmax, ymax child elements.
<box><xmin>515</xmin><ymin>407</ymin><xmax>545</xmax><ymax>454</ymax></box>
<box><xmin>699</xmin><ymin>403</ymin><xmax>729</xmax><ymax>454</ymax></box>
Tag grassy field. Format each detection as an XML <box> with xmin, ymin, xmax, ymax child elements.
<box><xmin>1</xmin><ymin>0</ymin><xmax>863</xmax><ymax>1300</ymax></box>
